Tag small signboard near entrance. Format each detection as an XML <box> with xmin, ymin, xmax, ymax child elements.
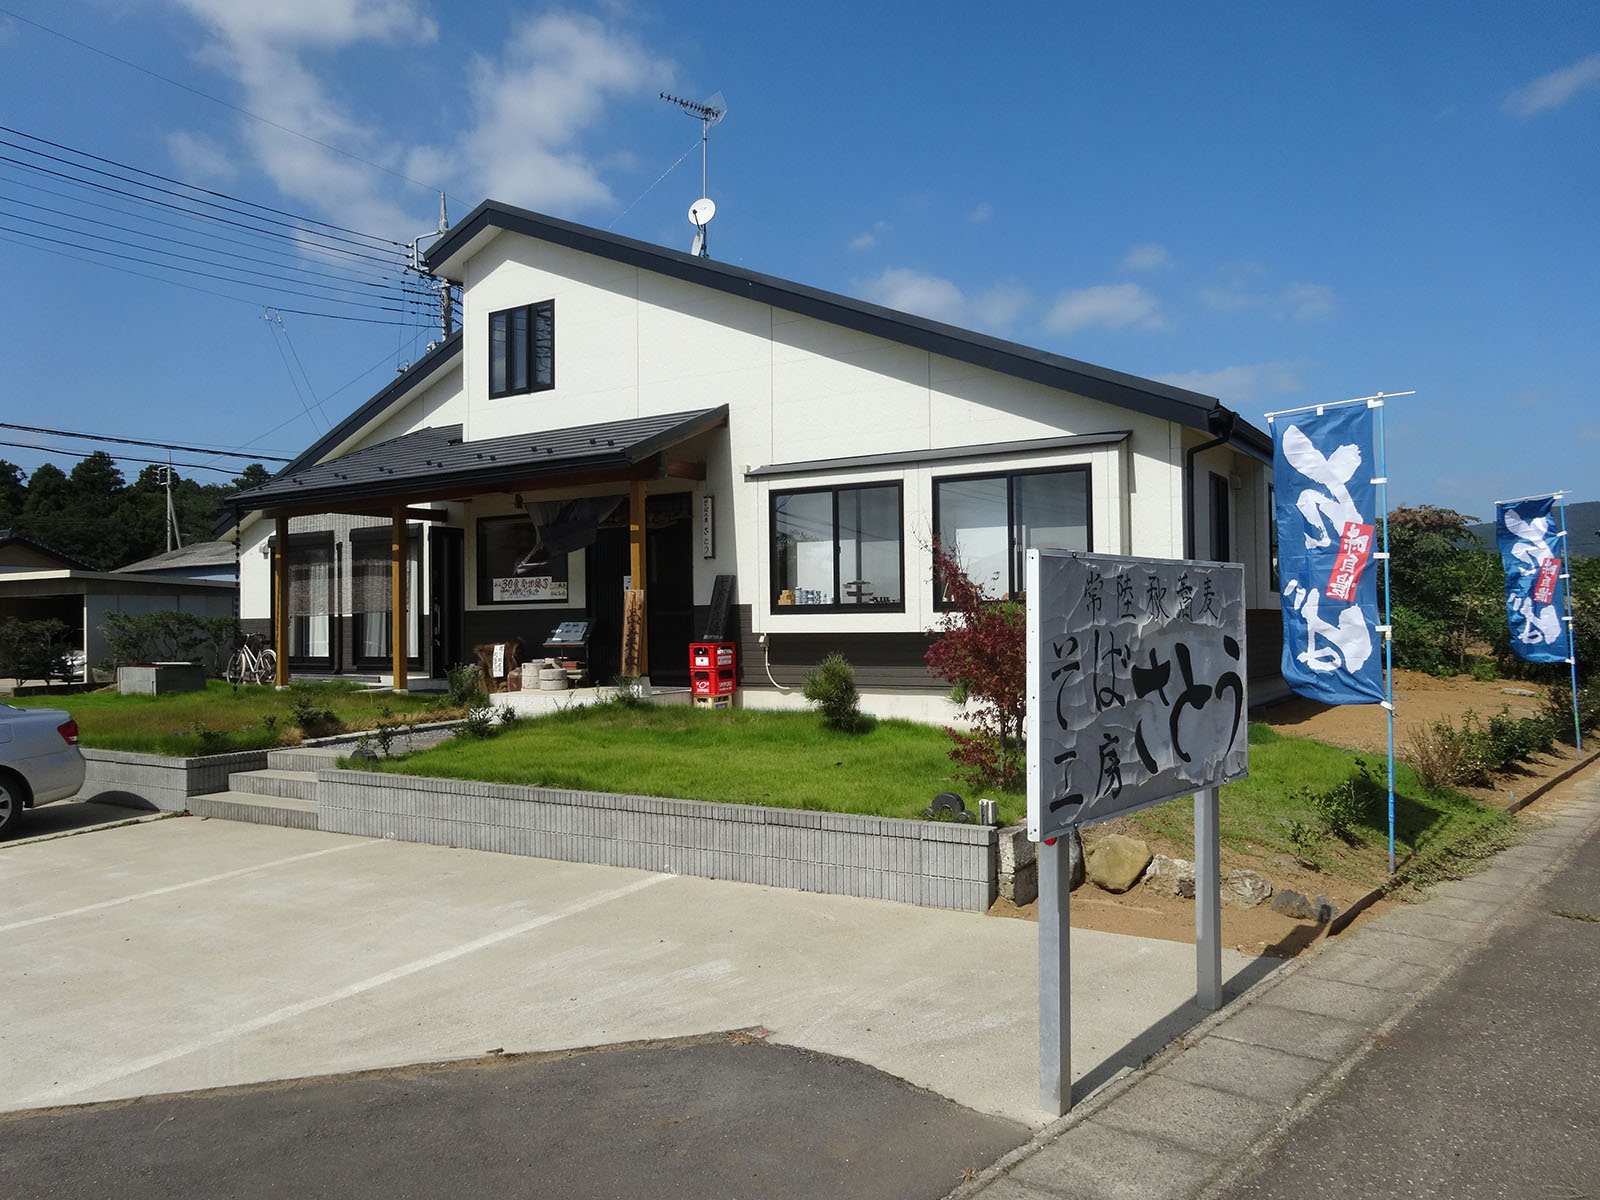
<box><xmin>1027</xmin><ymin>551</ymin><xmax>1249</xmax><ymax>842</ymax></box>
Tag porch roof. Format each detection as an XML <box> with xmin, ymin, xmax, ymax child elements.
<box><xmin>230</xmin><ymin>406</ymin><xmax>728</xmax><ymax>517</ymax></box>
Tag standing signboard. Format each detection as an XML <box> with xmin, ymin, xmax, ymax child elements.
<box><xmin>1026</xmin><ymin>549</ymin><xmax>1248</xmax><ymax>1116</ymax></box>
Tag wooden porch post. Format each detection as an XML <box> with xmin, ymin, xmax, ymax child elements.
<box><xmin>629</xmin><ymin>479</ymin><xmax>648</xmax><ymax>675</ymax></box>
<box><xmin>391</xmin><ymin>507</ymin><xmax>408</xmax><ymax>692</ymax></box>
<box><xmin>273</xmin><ymin>515</ymin><xmax>290</xmax><ymax>687</ymax></box>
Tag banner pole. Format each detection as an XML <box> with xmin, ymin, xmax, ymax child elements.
<box><xmin>1376</xmin><ymin>399</ymin><xmax>1396</xmax><ymax>875</ymax></box>
<box><xmin>1557</xmin><ymin>493</ymin><xmax>1582</xmax><ymax>756</ymax></box>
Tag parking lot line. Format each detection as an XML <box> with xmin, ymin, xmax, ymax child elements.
<box><xmin>0</xmin><ymin>840</ymin><xmax>376</xmax><ymax>935</ymax></box>
<box><xmin>20</xmin><ymin>871</ymin><xmax>670</xmax><ymax>1109</ymax></box>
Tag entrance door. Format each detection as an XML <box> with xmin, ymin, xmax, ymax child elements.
<box><xmin>429</xmin><ymin>527</ymin><xmax>464</xmax><ymax>678</ymax></box>
<box><xmin>646</xmin><ymin>496</ymin><xmax>694</xmax><ymax>686</ymax></box>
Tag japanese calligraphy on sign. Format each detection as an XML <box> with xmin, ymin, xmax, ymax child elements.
<box><xmin>491</xmin><ymin>575</ymin><xmax>569</xmax><ymax>603</ymax></box>
<box><xmin>1026</xmin><ymin>550</ymin><xmax>1249</xmax><ymax>842</ymax></box>
<box><xmin>1496</xmin><ymin>497</ymin><xmax>1571</xmax><ymax>663</ymax></box>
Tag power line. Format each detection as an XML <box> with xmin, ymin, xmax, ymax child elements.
<box><xmin>0</xmin><ymin>423</ymin><xmax>292</xmax><ymax>462</ymax></box>
<box><xmin>0</xmin><ymin>190</ymin><xmax>422</xmax><ymax>294</ymax></box>
<box><xmin>0</xmin><ymin>439</ymin><xmax>244</xmax><ymax>476</ymax></box>
<box><xmin>0</xmin><ymin>8</ymin><xmax>454</xmax><ymax>204</ymax></box>
<box><xmin>0</xmin><ymin>152</ymin><xmax>408</xmax><ymax>270</ymax></box>
<box><xmin>0</xmin><ymin>125</ymin><xmax>404</xmax><ymax>248</ymax></box>
<box><xmin>0</xmin><ymin>230</ymin><xmax>419</xmax><ymax>325</ymax></box>
<box><xmin>4</xmin><ymin>224</ymin><xmax>427</xmax><ymax>315</ymax></box>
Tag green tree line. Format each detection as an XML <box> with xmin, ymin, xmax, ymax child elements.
<box><xmin>0</xmin><ymin>452</ymin><xmax>269</xmax><ymax>571</ymax></box>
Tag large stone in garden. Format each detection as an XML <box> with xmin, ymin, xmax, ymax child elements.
<box><xmin>1271</xmin><ymin>889</ymin><xmax>1341</xmax><ymax>923</ymax></box>
<box><xmin>1143</xmin><ymin>854</ymin><xmax>1196</xmax><ymax>899</ymax></box>
<box><xmin>1225</xmin><ymin>869</ymin><xmax>1273</xmax><ymax>908</ymax></box>
<box><xmin>1087</xmin><ymin>835</ymin><xmax>1152</xmax><ymax>894</ymax></box>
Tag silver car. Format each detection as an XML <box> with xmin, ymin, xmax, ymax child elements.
<box><xmin>0</xmin><ymin>703</ymin><xmax>86</xmax><ymax>837</ymax></box>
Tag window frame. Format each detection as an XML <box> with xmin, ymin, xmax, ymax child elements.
<box><xmin>931</xmin><ymin>463</ymin><xmax>1093</xmax><ymax>609</ymax></box>
<box><xmin>768</xmin><ymin>481</ymin><xmax>906</xmax><ymax>614</ymax></box>
<box><xmin>348</xmin><ymin>525</ymin><xmax>424</xmax><ymax>669</ymax></box>
<box><xmin>487</xmin><ymin>299</ymin><xmax>555</xmax><ymax>399</ymax></box>
<box><xmin>474</xmin><ymin>514</ymin><xmax>581</xmax><ymax>608</ymax></box>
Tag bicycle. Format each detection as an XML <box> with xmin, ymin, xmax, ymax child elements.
<box><xmin>225</xmin><ymin>634</ymin><xmax>278</xmax><ymax>686</ymax></box>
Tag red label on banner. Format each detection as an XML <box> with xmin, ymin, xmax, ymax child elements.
<box><xmin>1533</xmin><ymin>557</ymin><xmax>1560</xmax><ymax>604</ymax></box>
<box><xmin>1325</xmin><ymin>522</ymin><xmax>1375</xmax><ymax>602</ymax></box>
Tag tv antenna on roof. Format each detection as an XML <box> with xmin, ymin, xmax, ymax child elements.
<box><xmin>661</xmin><ymin>90</ymin><xmax>725</xmax><ymax>257</ymax></box>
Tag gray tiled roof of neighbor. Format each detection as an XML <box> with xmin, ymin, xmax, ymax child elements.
<box><xmin>230</xmin><ymin>407</ymin><xmax>729</xmax><ymax>512</ymax></box>
<box><xmin>114</xmin><ymin>540</ymin><xmax>237</xmax><ymax>573</ymax></box>
<box><xmin>424</xmin><ymin>200</ymin><xmax>1272</xmax><ymax>460</ymax></box>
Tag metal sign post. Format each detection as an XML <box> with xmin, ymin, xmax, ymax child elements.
<box><xmin>1027</xmin><ymin>550</ymin><xmax>1247</xmax><ymax>1115</ymax></box>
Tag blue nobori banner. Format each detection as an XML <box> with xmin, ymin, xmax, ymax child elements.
<box><xmin>1497</xmin><ymin>497</ymin><xmax>1572</xmax><ymax>663</ymax></box>
<box><xmin>1272</xmin><ymin>404</ymin><xmax>1385</xmax><ymax>705</ymax></box>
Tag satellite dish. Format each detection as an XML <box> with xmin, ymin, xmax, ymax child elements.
<box><xmin>688</xmin><ymin>197</ymin><xmax>716</xmax><ymax>227</ymax></box>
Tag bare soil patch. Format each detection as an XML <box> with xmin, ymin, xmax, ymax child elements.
<box><xmin>992</xmin><ymin>670</ymin><xmax>1593</xmax><ymax>957</ymax></box>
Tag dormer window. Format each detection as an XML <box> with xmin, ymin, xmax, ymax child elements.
<box><xmin>488</xmin><ymin>300</ymin><xmax>554</xmax><ymax>398</ymax></box>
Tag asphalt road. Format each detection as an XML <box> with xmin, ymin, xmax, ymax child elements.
<box><xmin>1222</xmin><ymin>807</ymin><xmax>1600</xmax><ymax>1199</ymax></box>
<box><xmin>0</xmin><ymin>1034</ymin><xmax>1027</xmax><ymax>1200</ymax></box>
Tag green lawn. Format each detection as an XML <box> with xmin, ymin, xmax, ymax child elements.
<box><xmin>359</xmin><ymin>702</ymin><xmax>1027</xmax><ymax>824</ymax></box>
<box><xmin>8</xmin><ymin>680</ymin><xmax>462</xmax><ymax>756</ymax></box>
<box><xmin>357</xmin><ymin>705</ymin><xmax>1517</xmax><ymax>888</ymax></box>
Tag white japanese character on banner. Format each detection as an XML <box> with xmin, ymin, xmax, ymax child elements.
<box><xmin>1504</xmin><ymin>508</ymin><xmax>1563</xmax><ymax>646</ymax></box>
<box><xmin>1283</xmin><ymin>580</ymin><xmax>1374</xmax><ymax>674</ymax></box>
<box><xmin>1283</xmin><ymin>425</ymin><xmax>1363</xmax><ymax>550</ymax></box>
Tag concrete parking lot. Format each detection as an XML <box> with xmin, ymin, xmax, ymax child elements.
<box><xmin>1</xmin><ymin>814</ymin><xmax>1270</xmax><ymax>1127</ymax></box>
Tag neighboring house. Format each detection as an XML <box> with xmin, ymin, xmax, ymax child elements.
<box><xmin>115</xmin><ymin>540</ymin><xmax>239</xmax><ymax>583</ymax></box>
<box><xmin>228</xmin><ymin>202</ymin><xmax>1282</xmax><ymax>712</ymax></box>
<box><xmin>0</xmin><ymin>529</ymin><xmax>92</xmax><ymax>574</ymax></box>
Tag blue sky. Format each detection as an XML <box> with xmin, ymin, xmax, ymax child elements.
<box><xmin>1</xmin><ymin>1</ymin><xmax>1596</xmax><ymax>521</ymax></box>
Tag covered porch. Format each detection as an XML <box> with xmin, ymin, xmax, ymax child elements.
<box><xmin>231</xmin><ymin>407</ymin><xmax>727</xmax><ymax>692</ymax></box>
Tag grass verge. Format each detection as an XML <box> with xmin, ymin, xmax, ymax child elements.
<box><xmin>8</xmin><ymin>680</ymin><xmax>462</xmax><ymax>756</ymax></box>
<box><xmin>1131</xmin><ymin>723</ymin><xmax>1519</xmax><ymax>891</ymax></box>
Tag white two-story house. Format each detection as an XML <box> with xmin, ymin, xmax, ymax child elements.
<box><xmin>230</xmin><ymin>202</ymin><xmax>1281</xmax><ymax>714</ymax></box>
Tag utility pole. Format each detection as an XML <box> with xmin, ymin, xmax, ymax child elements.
<box><xmin>437</xmin><ymin>193</ymin><xmax>453</xmax><ymax>341</ymax></box>
<box><xmin>158</xmin><ymin>461</ymin><xmax>182</xmax><ymax>552</ymax></box>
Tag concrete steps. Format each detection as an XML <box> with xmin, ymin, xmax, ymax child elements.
<box><xmin>267</xmin><ymin>746</ymin><xmax>348</xmax><ymax>773</ymax></box>
<box><xmin>227</xmin><ymin>768</ymin><xmax>317</xmax><ymax>801</ymax></box>
<box><xmin>189</xmin><ymin>791</ymin><xmax>317</xmax><ymax>830</ymax></box>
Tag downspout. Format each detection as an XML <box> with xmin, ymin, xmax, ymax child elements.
<box><xmin>1183</xmin><ymin>408</ymin><xmax>1236</xmax><ymax>560</ymax></box>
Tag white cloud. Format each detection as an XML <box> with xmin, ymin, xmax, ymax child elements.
<box><xmin>968</xmin><ymin>202</ymin><xmax>994</xmax><ymax>224</ymax></box>
<box><xmin>166</xmin><ymin>130</ymin><xmax>237</xmax><ymax>182</ymax></box>
<box><xmin>1156</xmin><ymin>360</ymin><xmax>1304</xmax><ymax>405</ymax></box>
<box><xmin>1504</xmin><ymin>51</ymin><xmax>1600</xmax><ymax>116</ymax></box>
<box><xmin>419</xmin><ymin>12</ymin><xmax>673</xmax><ymax>213</ymax></box>
<box><xmin>1281</xmin><ymin>281</ymin><xmax>1337</xmax><ymax>322</ymax></box>
<box><xmin>1200</xmin><ymin>264</ymin><xmax>1336</xmax><ymax>323</ymax></box>
<box><xmin>860</xmin><ymin>268</ymin><xmax>1030</xmax><ymax>333</ymax></box>
<box><xmin>1043</xmin><ymin>283</ymin><xmax>1164</xmax><ymax>334</ymax></box>
<box><xmin>168</xmin><ymin>2</ymin><xmax>671</xmax><ymax>235</ymax></box>
<box><xmin>849</xmin><ymin>219</ymin><xmax>892</xmax><ymax>251</ymax></box>
<box><xmin>1121</xmin><ymin>242</ymin><xmax>1172</xmax><ymax>271</ymax></box>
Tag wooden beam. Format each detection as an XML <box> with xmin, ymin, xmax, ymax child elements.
<box><xmin>629</xmin><ymin>479</ymin><xmax>648</xmax><ymax>675</ymax></box>
<box><xmin>659</xmin><ymin>457</ymin><xmax>707</xmax><ymax>481</ymax></box>
<box><xmin>272</xmin><ymin>515</ymin><xmax>290</xmax><ymax>687</ymax></box>
<box><xmin>391</xmin><ymin>507</ymin><xmax>408</xmax><ymax>692</ymax></box>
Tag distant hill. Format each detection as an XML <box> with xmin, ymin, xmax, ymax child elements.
<box><xmin>1465</xmin><ymin>500</ymin><xmax>1600</xmax><ymax>559</ymax></box>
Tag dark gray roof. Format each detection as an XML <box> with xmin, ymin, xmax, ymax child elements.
<box><xmin>114</xmin><ymin>540</ymin><xmax>237</xmax><ymax>574</ymax></box>
<box><xmin>232</xmin><ymin>407</ymin><xmax>729</xmax><ymax>513</ymax></box>
<box><xmin>0</xmin><ymin>528</ymin><xmax>93</xmax><ymax>570</ymax></box>
<box><xmin>425</xmin><ymin>201</ymin><xmax>1271</xmax><ymax>459</ymax></box>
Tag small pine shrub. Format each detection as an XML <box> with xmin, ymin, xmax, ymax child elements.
<box><xmin>802</xmin><ymin>653</ymin><xmax>863</xmax><ymax>732</ymax></box>
<box><xmin>287</xmin><ymin>686</ymin><xmax>339</xmax><ymax>738</ymax></box>
<box><xmin>456</xmin><ymin>706</ymin><xmax>498</xmax><ymax>740</ymax></box>
<box><xmin>446</xmin><ymin>662</ymin><xmax>488</xmax><ymax>709</ymax></box>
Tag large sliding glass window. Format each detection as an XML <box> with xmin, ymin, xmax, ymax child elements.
<box><xmin>285</xmin><ymin>535</ymin><xmax>333</xmax><ymax>665</ymax></box>
<box><xmin>934</xmin><ymin>466</ymin><xmax>1090</xmax><ymax>604</ymax></box>
<box><xmin>771</xmin><ymin>483</ymin><xmax>903</xmax><ymax>611</ymax></box>
<box><xmin>351</xmin><ymin>528</ymin><xmax>421</xmax><ymax>665</ymax></box>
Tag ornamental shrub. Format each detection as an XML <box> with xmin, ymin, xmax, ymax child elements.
<box><xmin>925</xmin><ymin>540</ymin><xmax>1027</xmax><ymax>790</ymax></box>
<box><xmin>802</xmin><ymin>652</ymin><xmax>863</xmax><ymax>732</ymax></box>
